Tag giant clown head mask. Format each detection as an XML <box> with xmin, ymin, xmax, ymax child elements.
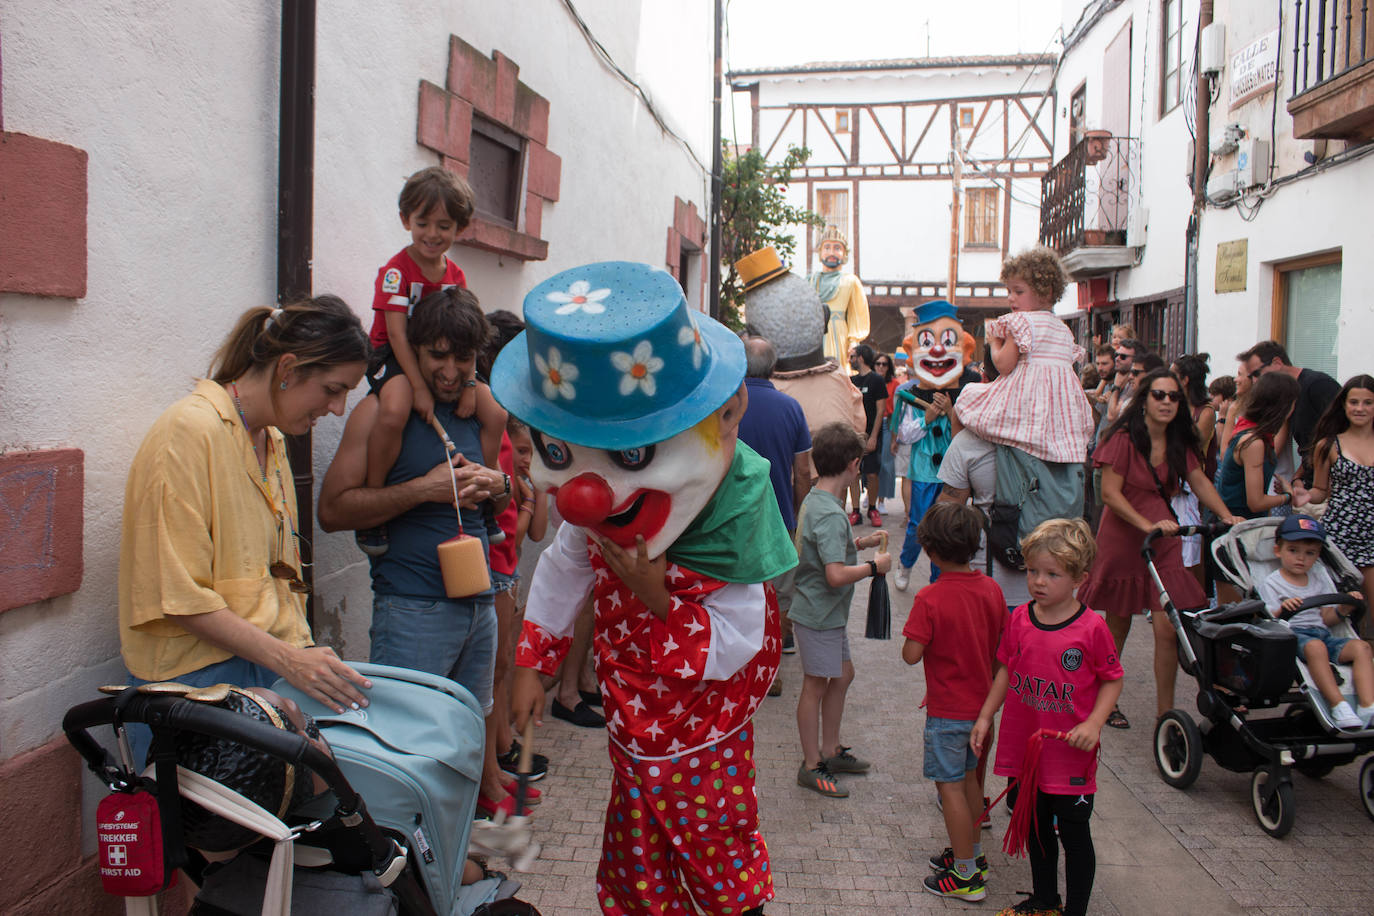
<box><xmin>906</xmin><ymin>299</ymin><xmax>966</xmax><ymax>389</ymax></box>
<box><xmin>491</xmin><ymin>262</ymin><xmax>747</xmax><ymax>558</ymax></box>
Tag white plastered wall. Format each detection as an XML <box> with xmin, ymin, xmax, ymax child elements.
<box><xmin>0</xmin><ymin>0</ymin><xmax>713</xmax><ymax>772</ymax></box>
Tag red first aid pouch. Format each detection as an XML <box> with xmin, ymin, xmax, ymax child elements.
<box><xmin>97</xmin><ymin>789</ymin><xmax>173</xmax><ymax>896</ymax></box>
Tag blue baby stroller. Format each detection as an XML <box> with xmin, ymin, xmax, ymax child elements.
<box><xmin>1146</xmin><ymin>522</ymin><xmax>1374</xmax><ymax>838</ymax></box>
<box><xmin>64</xmin><ymin>663</ymin><xmax>535</xmax><ymax>915</ymax></box>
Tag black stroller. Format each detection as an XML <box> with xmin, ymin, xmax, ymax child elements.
<box><xmin>1146</xmin><ymin>523</ymin><xmax>1374</xmax><ymax>837</ymax></box>
<box><xmin>64</xmin><ymin>664</ymin><xmax>536</xmax><ymax>915</ymax></box>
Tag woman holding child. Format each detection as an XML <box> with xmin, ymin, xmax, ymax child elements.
<box><xmin>1077</xmin><ymin>368</ymin><xmax>1243</xmax><ymax>729</ymax></box>
<box><xmin>118</xmin><ymin>298</ymin><xmax>374</xmax><ymax>720</ymax></box>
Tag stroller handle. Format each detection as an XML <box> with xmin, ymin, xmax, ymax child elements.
<box><xmin>1276</xmin><ymin>591</ymin><xmax>1367</xmax><ymax>625</ymax></box>
<box><xmin>64</xmin><ymin>694</ymin><xmax>341</xmax><ymax>786</ymax></box>
<box><xmin>1141</xmin><ymin>522</ymin><xmax>1232</xmax><ymax>559</ymax></box>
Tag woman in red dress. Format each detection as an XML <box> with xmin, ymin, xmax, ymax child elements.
<box><xmin>1079</xmin><ymin>368</ymin><xmax>1242</xmax><ymax>729</ymax></box>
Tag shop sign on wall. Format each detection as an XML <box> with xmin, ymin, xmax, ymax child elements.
<box><xmin>1216</xmin><ymin>239</ymin><xmax>1248</xmax><ymax>293</ymax></box>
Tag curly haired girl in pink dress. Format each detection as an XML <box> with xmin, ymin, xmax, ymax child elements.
<box><xmin>955</xmin><ymin>247</ymin><xmax>1095</xmax><ymax>464</ymax></box>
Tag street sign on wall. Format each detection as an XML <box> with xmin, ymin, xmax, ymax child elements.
<box><xmin>1229</xmin><ymin>29</ymin><xmax>1280</xmax><ymax>110</ymax></box>
<box><xmin>1216</xmin><ymin>239</ymin><xmax>1248</xmax><ymax>293</ymax></box>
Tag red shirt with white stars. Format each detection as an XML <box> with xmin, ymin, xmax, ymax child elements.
<box><xmin>517</xmin><ymin>538</ymin><xmax>780</xmax><ymax>761</ymax></box>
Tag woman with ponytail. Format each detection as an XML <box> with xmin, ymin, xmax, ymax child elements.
<box><xmin>118</xmin><ymin>297</ymin><xmax>373</xmax><ymax>738</ymax></box>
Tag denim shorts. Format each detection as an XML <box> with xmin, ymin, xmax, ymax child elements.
<box><xmin>923</xmin><ymin>716</ymin><xmax>978</xmax><ymax>783</ymax></box>
<box><xmin>370</xmin><ymin>593</ymin><xmax>497</xmax><ymax>713</ymax></box>
<box><xmin>490</xmin><ymin>570</ymin><xmax>520</xmax><ymax>596</ymax></box>
<box><xmin>122</xmin><ymin>656</ymin><xmax>281</xmax><ymax>765</ymax></box>
<box><xmin>1292</xmin><ymin>626</ymin><xmax>1353</xmax><ymax>664</ymax></box>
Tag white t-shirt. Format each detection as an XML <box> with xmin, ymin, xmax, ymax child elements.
<box><xmin>938</xmin><ymin>430</ymin><xmax>1031</xmax><ymax>608</ymax></box>
<box><xmin>1258</xmin><ymin>563</ymin><xmax>1337</xmax><ymax>630</ymax></box>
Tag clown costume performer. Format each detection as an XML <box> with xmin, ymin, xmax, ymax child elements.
<box><xmin>493</xmin><ymin>262</ymin><xmax>796</xmax><ymax>916</ymax></box>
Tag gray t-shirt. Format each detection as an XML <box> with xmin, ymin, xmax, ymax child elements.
<box><xmin>938</xmin><ymin>431</ymin><xmax>1031</xmax><ymax>608</ymax></box>
<box><xmin>1258</xmin><ymin>563</ymin><xmax>1337</xmax><ymax>630</ymax></box>
<box><xmin>790</xmin><ymin>488</ymin><xmax>858</xmax><ymax>630</ymax></box>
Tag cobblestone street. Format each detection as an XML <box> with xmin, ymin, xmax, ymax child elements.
<box><xmin>512</xmin><ymin>513</ymin><xmax>1374</xmax><ymax>915</ymax></box>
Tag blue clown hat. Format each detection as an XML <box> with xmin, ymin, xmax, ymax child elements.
<box><xmin>914</xmin><ymin>299</ymin><xmax>959</xmax><ymax>325</ymax></box>
<box><xmin>490</xmin><ymin>262</ymin><xmax>746</xmax><ymax>449</ymax></box>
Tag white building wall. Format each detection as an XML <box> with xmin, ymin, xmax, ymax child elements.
<box><xmin>1196</xmin><ymin>0</ymin><xmax>1374</xmax><ymax>379</ymax></box>
<box><xmin>1052</xmin><ymin>0</ymin><xmax>1201</xmax><ymax>310</ymax></box>
<box><xmin>0</xmin><ymin>0</ymin><xmax>712</xmax><ymax>762</ymax></box>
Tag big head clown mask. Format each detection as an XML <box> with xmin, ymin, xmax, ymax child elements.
<box><xmin>907</xmin><ymin>299</ymin><xmax>965</xmax><ymax>389</ymax></box>
<box><xmin>490</xmin><ymin>262</ymin><xmax>747</xmax><ymax>558</ymax></box>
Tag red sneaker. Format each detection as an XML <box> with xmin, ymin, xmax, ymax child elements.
<box><xmin>868</xmin><ymin>508</ymin><xmax>882</xmax><ymax>527</ymax></box>
<box><xmin>848</xmin><ymin>509</ymin><xmax>862</xmax><ymax>526</ymax></box>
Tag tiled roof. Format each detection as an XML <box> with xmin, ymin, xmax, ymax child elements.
<box><xmin>728</xmin><ymin>53</ymin><xmax>1057</xmax><ymax>79</ymax></box>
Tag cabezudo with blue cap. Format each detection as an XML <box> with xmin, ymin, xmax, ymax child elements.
<box><xmin>490</xmin><ymin>262</ymin><xmax>745</xmax><ymax>449</ymax></box>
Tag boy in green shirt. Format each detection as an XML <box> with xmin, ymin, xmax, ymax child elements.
<box><xmin>791</xmin><ymin>422</ymin><xmax>892</xmax><ymax>796</ymax></box>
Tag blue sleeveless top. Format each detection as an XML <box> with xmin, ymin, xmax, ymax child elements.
<box><xmin>369</xmin><ymin>406</ymin><xmax>491</xmax><ymax>599</ymax></box>
<box><xmin>1215</xmin><ymin>431</ymin><xmax>1275</xmax><ymax>519</ymax></box>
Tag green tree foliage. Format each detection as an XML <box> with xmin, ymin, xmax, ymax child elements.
<box><xmin>718</xmin><ymin>144</ymin><xmax>824</xmax><ymax>329</ymax></box>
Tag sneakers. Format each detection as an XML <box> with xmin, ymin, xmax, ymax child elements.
<box><xmin>928</xmin><ymin>847</ymin><xmax>989</xmax><ymax>880</ymax></box>
<box><xmin>823</xmin><ymin>746</ymin><xmax>871</xmax><ymax>774</ymax></box>
<box><xmin>355</xmin><ymin>526</ymin><xmax>389</xmax><ymax>557</ymax></box>
<box><xmin>781</xmin><ymin>633</ymin><xmax>797</xmax><ymax>655</ymax></box>
<box><xmin>496</xmin><ymin>740</ymin><xmax>549</xmax><ymax>781</ymax></box>
<box><xmin>894</xmin><ymin>565</ymin><xmax>911</xmax><ymax>591</ymax></box>
<box><xmin>1331</xmin><ymin>700</ymin><xmax>1364</xmax><ymax>729</ymax></box>
<box><xmin>996</xmin><ymin>893</ymin><xmax>1063</xmax><ymax>915</ymax></box>
<box><xmin>847</xmin><ymin>509</ymin><xmax>862</xmax><ymax>526</ymax></box>
<box><xmin>982</xmin><ymin>795</ymin><xmax>993</xmax><ymax>830</ymax></box>
<box><xmin>797</xmin><ymin>762</ymin><xmax>848</xmax><ymax>797</ymax></box>
<box><xmin>867</xmin><ymin>507</ymin><xmax>882</xmax><ymax>527</ymax></box>
<box><xmin>923</xmin><ymin>866</ymin><xmax>986</xmax><ymax>901</ymax></box>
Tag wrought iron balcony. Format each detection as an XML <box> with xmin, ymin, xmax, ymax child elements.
<box><xmin>1038</xmin><ymin>134</ymin><xmax>1142</xmax><ymax>278</ymax></box>
<box><xmin>1288</xmin><ymin>1</ymin><xmax>1374</xmax><ymax>139</ymax></box>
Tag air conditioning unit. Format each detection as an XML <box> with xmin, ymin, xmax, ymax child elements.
<box><xmin>1236</xmin><ymin>139</ymin><xmax>1271</xmax><ymax>188</ymax></box>
<box><xmin>1207</xmin><ymin>169</ymin><xmax>1239</xmax><ymax>203</ymax></box>
<box><xmin>1200</xmin><ymin>23</ymin><xmax>1226</xmax><ymax>76</ymax></box>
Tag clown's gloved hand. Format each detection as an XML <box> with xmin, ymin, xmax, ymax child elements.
<box><xmin>594</xmin><ymin>534</ymin><xmax>670</xmax><ymax>618</ymax></box>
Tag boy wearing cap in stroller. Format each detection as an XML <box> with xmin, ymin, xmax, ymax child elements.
<box><xmin>1258</xmin><ymin>514</ymin><xmax>1373</xmax><ymax>729</ymax></box>
<box><xmin>494</xmin><ymin>262</ymin><xmax>796</xmax><ymax>916</ymax></box>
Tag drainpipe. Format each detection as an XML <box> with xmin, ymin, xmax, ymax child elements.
<box><xmin>279</xmin><ymin>0</ymin><xmax>317</xmax><ymax>619</ymax></box>
<box><xmin>709</xmin><ymin>0</ymin><xmax>723</xmax><ymax>321</ymax></box>
<box><xmin>1185</xmin><ymin>0</ymin><xmax>1214</xmax><ymax>354</ymax></box>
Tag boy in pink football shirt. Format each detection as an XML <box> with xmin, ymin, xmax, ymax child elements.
<box><xmin>972</xmin><ymin>519</ymin><xmax>1123</xmax><ymax>916</ymax></box>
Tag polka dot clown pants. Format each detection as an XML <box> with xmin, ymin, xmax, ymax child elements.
<box><xmin>597</xmin><ymin>728</ymin><xmax>773</xmax><ymax>915</ymax></box>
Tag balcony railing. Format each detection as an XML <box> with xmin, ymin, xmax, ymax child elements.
<box><xmin>1039</xmin><ymin>135</ymin><xmax>1142</xmax><ymax>256</ymax></box>
<box><xmin>1291</xmin><ymin>1</ymin><xmax>1372</xmax><ymax>97</ymax></box>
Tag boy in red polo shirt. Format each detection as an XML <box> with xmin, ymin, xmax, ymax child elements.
<box><xmin>901</xmin><ymin>502</ymin><xmax>1007</xmax><ymax>901</ymax></box>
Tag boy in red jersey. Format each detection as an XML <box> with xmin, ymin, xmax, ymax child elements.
<box><xmin>359</xmin><ymin>166</ymin><xmax>504</xmax><ymax>554</ymax></box>
<box><xmin>902</xmin><ymin>502</ymin><xmax>1007</xmax><ymax>902</ymax></box>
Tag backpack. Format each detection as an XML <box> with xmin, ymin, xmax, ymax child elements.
<box><xmin>986</xmin><ymin>446</ymin><xmax>1085</xmax><ymax>571</ymax></box>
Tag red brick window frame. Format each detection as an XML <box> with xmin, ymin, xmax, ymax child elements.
<box><xmin>665</xmin><ymin>198</ymin><xmax>707</xmax><ymax>308</ymax></box>
<box><xmin>416</xmin><ymin>37</ymin><xmax>561</xmax><ymax>262</ymax></box>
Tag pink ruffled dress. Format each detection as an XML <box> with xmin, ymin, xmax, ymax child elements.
<box><xmin>955</xmin><ymin>310</ymin><xmax>1094</xmax><ymax>463</ymax></box>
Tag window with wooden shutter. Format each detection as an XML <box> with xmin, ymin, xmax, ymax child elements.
<box><xmin>963</xmin><ymin>187</ymin><xmax>998</xmax><ymax>249</ymax></box>
<box><xmin>816</xmin><ymin>188</ymin><xmax>849</xmax><ymax>242</ymax></box>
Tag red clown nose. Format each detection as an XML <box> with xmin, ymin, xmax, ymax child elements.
<box><xmin>556</xmin><ymin>473</ymin><xmax>615</xmax><ymax>527</ymax></box>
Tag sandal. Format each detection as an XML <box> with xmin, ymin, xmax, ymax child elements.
<box><xmin>1106</xmin><ymin>707</ymin><xmax>1130</xmax><ymax>729</ymax></box>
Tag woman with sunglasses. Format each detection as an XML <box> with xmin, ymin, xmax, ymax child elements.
<box><xmin>1078</xmin><ymin>369</ymin><xmax>1242</xmax><ymax>728</ymax></box>
<box><xmin>118</xmin><ymin>298</ymin><xmax>374</xmax><ymax>749</ymax></box>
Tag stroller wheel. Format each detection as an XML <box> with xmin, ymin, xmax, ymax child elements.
<box><xmin>1153</xmin><ymin>710</ymin><xmax>1203</xmax><ymax>789</ymax></box>
<box><xmin>1250</xmin><ymin>766</ymin><xmax>1296</xmax><ymax>837</ymax></box>
<box><xmin>1360</xmin><ymin>757</ymin><xmax>1374</xmax><ymax>822</ymax></box>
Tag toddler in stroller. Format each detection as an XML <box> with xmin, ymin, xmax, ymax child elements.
<box><xmin>1253</xmin><ymin>514</ymin><xmax>1374</xmax><ymax>730</ymax></box>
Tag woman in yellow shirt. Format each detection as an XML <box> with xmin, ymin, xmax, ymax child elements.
<box><xmin>119</xmin><ymin>296</ymin><xmax>373</xmax><ymax>717</ymax></box>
